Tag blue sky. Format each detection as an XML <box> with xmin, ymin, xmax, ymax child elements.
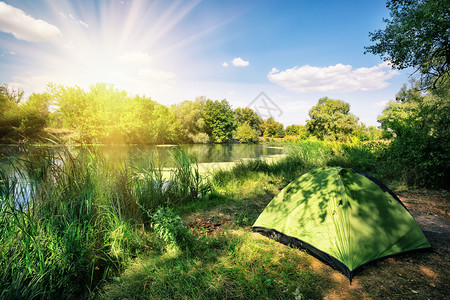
<box><xmin>0</xmin><ymin>0</ymin><xmax>412</xmax><ymax>126</ymax></box>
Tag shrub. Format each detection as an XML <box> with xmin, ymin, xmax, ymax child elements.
<box><xmin>236</xmin><ymin>122</ymin><xmax>259</xmax><ymax>143</ymax></box>
<box><xmin>151</xmin><ymin>207</ymin><xmax>194</xmax><ymax>251</ymax></box>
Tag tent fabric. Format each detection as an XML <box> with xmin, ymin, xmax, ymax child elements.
<box><xmin>252</xmin><ymin>167</ymin><xmax>431</xmax><ymax>281</ymax></box>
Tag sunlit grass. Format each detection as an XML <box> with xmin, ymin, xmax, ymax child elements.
<box><xmin>99</xmin><ymin>229</ymin><xmax>328</xmax><ymax>300</ymax></box>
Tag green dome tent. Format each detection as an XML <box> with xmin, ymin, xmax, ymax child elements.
<box><xmin>252</xmin><ymin>167</ymin><xmax>431</xmax><ymax>281</ymax></box>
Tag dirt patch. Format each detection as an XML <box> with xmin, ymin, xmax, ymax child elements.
<box><xmin>397</xmin><ymin>190</ymin><xmax>450</xmax><ymax>257</ymax></box>
<box><xmin>186</xmin><ymin>212</ymin><xmax>233</xmax><ymax>235</ymax></box>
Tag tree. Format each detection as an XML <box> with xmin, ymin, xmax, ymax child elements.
<box><xmin>171</xmin><ymin>98</ymin><xmax>209</xmax><ymax>143</ymax></box>
<box><xmin>365</xmin><ymin>0</ymin><xmax>450</xmax><ymax>88</ymax></box>
<box><xmin>0</xmin><ymin>84</ymin><xmax>21</xmax><ymax>140</ymax></box>
<box><xmin>306</xmin><ymin>97</ymin><xmax>359</xmax><ymax>142</ymax></box>
<box><xmin>261</xmin><ymin>117</ymin><xmax>285</xmax><ymax>138</ymax></box>
<box><xmin>0</xmin><ymin>84</ymin><xmax>24</xmax><ymax>104</ymax></box>
<box><xmin>352</xmin><ymin>123</ymin><xmax>386</xmax><ymax>142</ymax></box>
<box><xmin>0</xmin><ymin>84</ymin><xmax>48</xmax><ymax>142</ymax></box>
<box><xmin>234</xmin><ymin>107</ymin><xmax>263</xmax><ymax>134</ymax></box>
<box><xmin>50</xmin><ymin>83</ymin><xmax>181</xmax><ymax>144</ymax></box>
<box><xmin>202</xmin><ymin>99</ymin><xmax>235</xmax><ymax>143</ymax></box>
<box><xmin>285</xmin><ymin>124</ymin><xmax>309</xmax><ymax>139</ymax></box>
<box><xmin>19</xmin><ymin>92</ymin><xmax>52</xmax><ymax>139</ymax></box>
<box><xmin>236</xmin><ymin>121</ymin><xmax>259</xmax><ymax>143</ymax></box>
<box><xmin>378</xmin><ymin>77</ymin><xmax>450</xmax><ymax>187</ymax></box>
<box><xmin>285</xmin><ymin>124</ymin><xmax>300</xmax><ymax>136</ymax></box>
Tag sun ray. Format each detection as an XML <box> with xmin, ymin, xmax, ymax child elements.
<box><xmin>2</xmin><ymin>0</ymin><xmax>237</xmax><ymax>98</ymax></box>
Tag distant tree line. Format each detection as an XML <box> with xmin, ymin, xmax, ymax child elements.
<box><xmin>1</xmin><ymin>82</ymin><xmax>391</xmax><ymax>145</ymax></box>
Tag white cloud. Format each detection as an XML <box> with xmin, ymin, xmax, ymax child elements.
<box><xmin>267</xmin><ymin>62</ymin><xmax>398</xmax><ymax>93</ymax></box>
<box><xmin>222</xmin><ymin>62</ymin><xmax>229</xmax><ymax>67</ymax></box>
<box><xmin>138</xmin><ymin>68</ymin><xmax>176</xmax><ymax>83</ymax></box>
<box><xmin>232</xmin><ymin>57</ymin><xmax>249</xmax><ymax>67</ymax></box>
<box><xmin>119</xmin><ymin>51</ymin><xmax>152</xmax><ymax>65</ymax></box>
<box><xmin>0</xmin><ymin>2</ymin><xmax>61</xmax><ymax>42</ymax></box>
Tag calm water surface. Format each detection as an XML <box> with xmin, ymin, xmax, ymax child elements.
<box><xmin>0</xmin><ymin>143</ymin><xmax>285</xmax><ymax>165</ymax></box>
<box><xmin>109</xmin><ymin>143</ymin><xmax>285</xmax><ymax>164</ymax></box>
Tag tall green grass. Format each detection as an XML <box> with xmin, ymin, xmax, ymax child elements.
<box><xmin>212</xmin><ymin>140</ymin><xmax>394</xmax><ymax>192</ymax></box>
<box><xmin>0</xmin><ymin>145</ymin><xmax>208</xmax><ymax>299</ymax></box>
<box><xmin>134</xmin><ymin>149</ymin><xmax>211</xmax><ymax>220</ymax></box>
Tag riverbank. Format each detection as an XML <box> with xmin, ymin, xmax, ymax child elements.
<box><xmin>1</xmin><ymin>141</ymin><xmax>448</xmax><ymax>299</ymax></box>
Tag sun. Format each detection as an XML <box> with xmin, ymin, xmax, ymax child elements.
<box><xmin>7</xmin><ymin>0</ymin><xmax>202</xmax><ymax>95</ymax></box>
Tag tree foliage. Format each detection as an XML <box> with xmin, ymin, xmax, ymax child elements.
<box><xmin>234</xmin><ymin>107</ymin><xmax>262</xmax><ymax>134</ymax></box>
<box><xmin>261</xmin><ymin>117</ymin><xmax>285</xmax><ymax>138</ymax></box>
<box><xmin>285</xmin><ymin>124</ymin><xmax>309</xmax><ymax>140</ymax></box>
<box><xmin>171</xmin><ymin>98</ymin><xmax>209</xmax><ymax>143</ymax></box>
<box><xmin>352</xmin><ymin>123</ymin><xmax>387</xmax><ymax>142</ymax></box>
<box><xmin>378</xmin><ymin>78</ymin><xmax>450</xmax><ymax>188</ymax></box>
<box><xmin>306</xmin><ymin>97</ymin><xmax>359</xmax><ymax>142</ymax></box>
<box><xmin>284</xmin><ymin>124</ymin><xmax>300</xmax><ymax>135</ymax></box>
<box><xmin>202</xmin><ymin>99</ymin><xmax>235</xmax><ymax>143</ymax></box>
<box><xmin>365</xmin><ymin>0</ymin><xmax>450</xmax><ymax>87</ymax></box>
<box><xmin>0</xmin><ymin>84</ymin><xmax>48</xmax><ymax>142</ymax></box>
<box><xmin>50</xmin><ymin>83</ymin><xmax>180</xmax><ymax>144</ymax></box>
<box><xmin>236</xmin><ymin>121</ymin><xmax>259</xmax><ymax>143</ymax></box>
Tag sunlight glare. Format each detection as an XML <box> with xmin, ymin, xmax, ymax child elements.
<box><xmin>12</xmin><ymin>0</ymin><xmax>202</xmax><ymax>94</ymax></box>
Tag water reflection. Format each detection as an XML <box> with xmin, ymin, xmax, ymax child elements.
<box><xmin>64</xmin><ymin>144</ymin><xmax>284</xmax><ymax>165</ymax></box>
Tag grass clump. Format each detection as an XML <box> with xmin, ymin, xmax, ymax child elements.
<box><xmin>135</xmin><ymin>149</ymin><xmax>211</xmax><ymax>220</ymax></box>
<box><xmin>151</xmin><ymin>207</ymin><xmax>195</xmax><ymax>252</ymax></box>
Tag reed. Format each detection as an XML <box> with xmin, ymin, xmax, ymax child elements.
<box><xmin>0</xmin><ymin>144</ymin><xmax>207</xmax><ymax>298</ymax></box>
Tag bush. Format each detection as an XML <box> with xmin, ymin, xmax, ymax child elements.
<box><xmin>236</xmin><ymin>122</ymin><xmax>259</xmax><ymax>143</ymax></box>
<box><xmin>151</xmin><ymin>207</ymin><xmax>195</xmax><ymax>251</ymax></box>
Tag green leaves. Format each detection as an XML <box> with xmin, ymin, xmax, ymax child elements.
<box><xmin>0</xmin><ymin>84</ymin><xmax>48</xmax><ymax>143</ymax></box>
<box><xmin>261</xmin><ymin>117</ymin><xmax>285</xmax><ymax>138</ymax></box>
<box><xmin>234</xmin><ymin>107</ymin><xmax>262</xmax><ymax>133</ymax></box>
<box><xmin>378</xmin><ymin>78</ymin><xmax>450</xmax><ymax>188</ymax></box>
<box><xmin>236</xmin><ymin>121</ymin><xmax>259</xmax><ymax>143</ymax></box>
<box><xmin>306</xmin><ymin>97</ymin><xmax>358</xmax><ymax>142</ymax></box>
<box><xmin>49</xmin><ymin>83</ymin><xmax>181</xmax><ymax>144</ymax></box>
<box><xmin>365</xmin><ymin>0</ymin><xmax>450</xmax><ymax>87</ymax></box>
<box><xmin>202</xmin><ymin>99</ymin><xmax>235</xmax><ymax>143</ymax></box>
<box><xmin>171</xmin><ymin>98</ymin><xmax>208</xmax><ymax>143</ymax></box>
<box><xmin>151</xmin><ymin>207</ymin><xmax>194</xmax><ymax>251</ymax></box>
